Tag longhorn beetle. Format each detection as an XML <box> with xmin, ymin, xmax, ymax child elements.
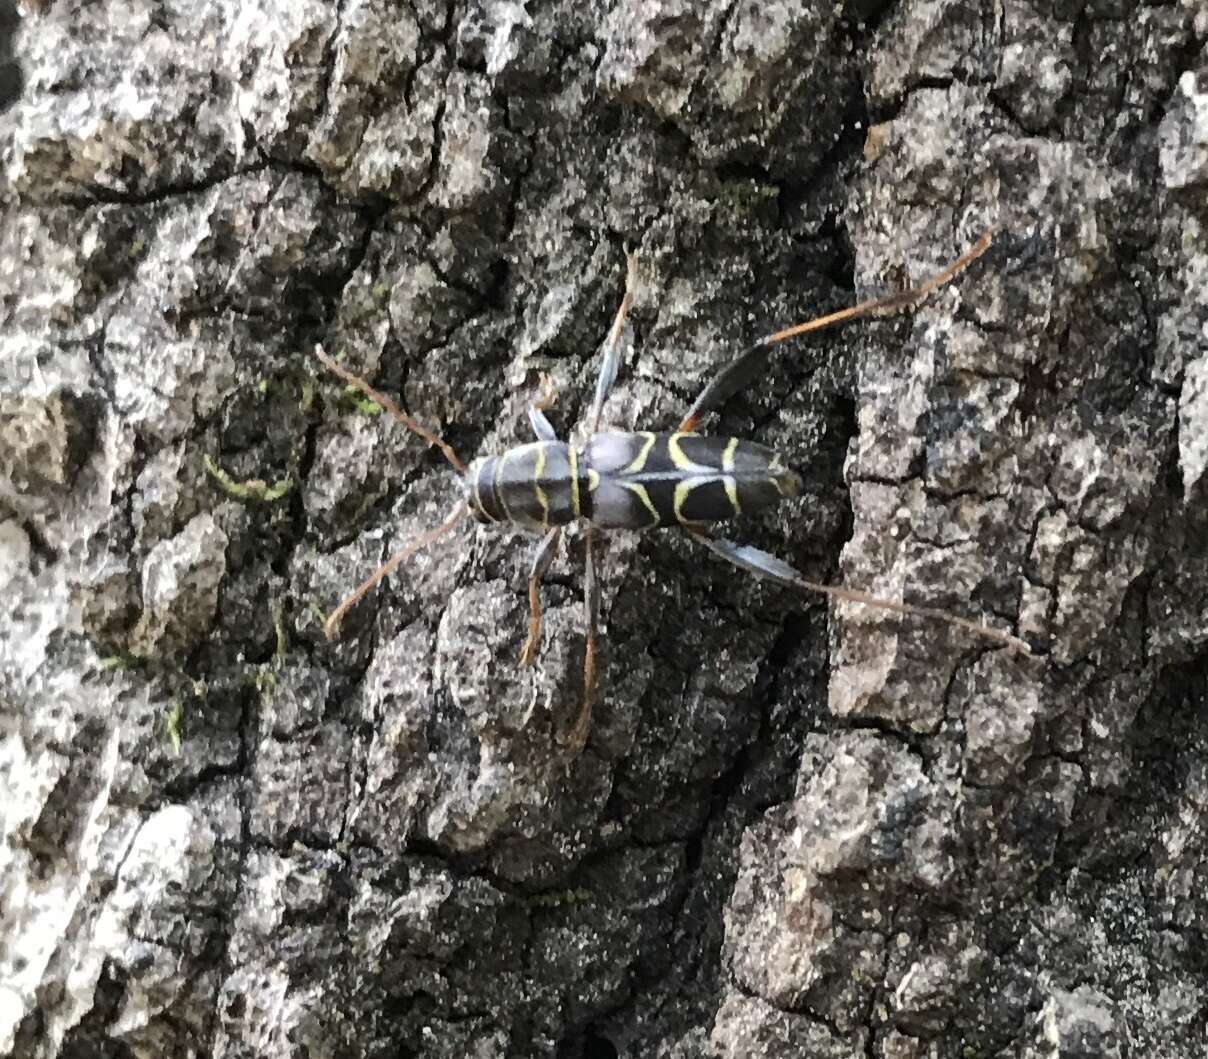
<box><xmin>316</xmin><ymin>228</ymin><xmax>1030</xmax><ymax>753</ymax></box>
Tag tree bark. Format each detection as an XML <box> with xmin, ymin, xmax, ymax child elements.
<box><xmin>2</xmin><ymin>0</ymin><xmax>1207</xmax><ymax>1056</ymax></box>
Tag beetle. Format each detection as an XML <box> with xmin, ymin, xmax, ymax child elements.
<box><xmin>315</xmin><ymin>228</ymin><xmax>1029</xmax><ymax>752</ymax></box>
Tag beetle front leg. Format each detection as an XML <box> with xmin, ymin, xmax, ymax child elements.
<box><xmin>528</xmin><ymin>373</ymin><xmax>559</xmax><ymax>442</ymax></box>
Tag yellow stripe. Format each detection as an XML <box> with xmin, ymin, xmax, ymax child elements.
<box><xmin>569</xmin><ymin>446</ymin><xmax>581</xmax><ymax>516</ymax></box>
<box><xmin>724</xmin><ymin>476</ymin><xmax>740</xmax><ymax>514</ymax></box>
<box><xmin>494</xmin><ymin>448</ymin><xmax>514</xmax><ymax>523</ymax></box>
<box><xmin>622</xmin><ymin>432</ymin><xmax>657</xmax><ymax>474</ymax></box>
<box><xmin>673</xmin><ymin>478</ymin><xmax>699</xmax><ymax>523</ymax></box>
<box><xmin>622</xmin><ymin>482</ymin><xmax>660</xmax><ymax>526</ymax></box>
<box><xmin>668</xmin><ymin>433</ymin><xmax>709</xmax><ymax>472</ymax></box>
<box><xmin>587</xmin><ymin>468</ymin><xmax>600</xmax><ymax>491</ymax></box>
<box><xmin>533</xmin><ymin>444</ymin><xmax>549</xmax><ymax>527</ymax></box>
<box><xmin>722</xmin><ymin>436</ymin><xmax>738</xmax><ymax>472</ymax></box>
<box><xmin>470</xmin><ymin>461</ymin><xmax>492</xmax><ymax>521</ymax></box>
<box><xmin>721</xmin><ymin>438</ymin><xmax>741</xmax><ymax>513</ymax></box>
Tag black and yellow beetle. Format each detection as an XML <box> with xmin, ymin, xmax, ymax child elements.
<box><xmin>316</xmin><ymin>228</ymin><xmax>1029</xmax><ymax>751</ymax></box>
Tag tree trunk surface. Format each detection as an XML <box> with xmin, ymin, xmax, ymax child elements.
<box><xmin>2</xmin><ymin>1</ymin><xmax>1207</xmax><ymax>1056</ymax></box>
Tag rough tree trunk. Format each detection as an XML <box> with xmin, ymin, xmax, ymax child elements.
<box><xmin>2</xmin><ymin>1</ymin><xmax>1207</xmax><ymax>1056</ymax></box>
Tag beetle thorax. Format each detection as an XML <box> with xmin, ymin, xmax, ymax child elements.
<box><xmin>464</xmin><ymin>441</ymin><xmax>585</xmax><ymax>529</ymax></box>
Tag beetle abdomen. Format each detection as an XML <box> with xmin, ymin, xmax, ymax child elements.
<box><xmin>584</xmin><ymin>432</ymin><xmax>800</xmax><ymax>530</ymax></box>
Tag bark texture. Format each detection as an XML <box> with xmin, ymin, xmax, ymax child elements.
<box><xmin>3</xmin><ymin>1</ymin><xmax>1208</xmax><ymax>1057</ymax></box>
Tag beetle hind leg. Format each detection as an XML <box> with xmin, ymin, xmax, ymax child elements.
<box><xmin>528</xmin><ymin>373</ymin><xmax>559</xmax><ymax>442</ymax></box>
<box><xmin>685</xmin><ymin>527</ymin><xmax>1032</xmax><ymax>654</ymax></box>
<box><xmin>676</xmin><ymin>229</ymin><xmax>996</xmax><ymax>433</ymax></box>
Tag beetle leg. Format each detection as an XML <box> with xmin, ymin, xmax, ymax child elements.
<box><xmin>685</xmin><ymin>527</ymin><xmax>1032</xmax><ymax>654</ymax></box>
<box><xmin>520</xmin><ymin>526</ymin><xmax>561</xmax><ymax>666</ymax></box>
<box><xmin>528</xmin><ymin>373</ymin><xmax>560</xmax><ymax>442</ymax></box>
<box><xmin>586</xmin><ymin>252</ymin><xmax>638</xmax><ymax>434</ymax></box>
<box><xmin>564</xmin><ymin>526</ymin><xmax>599</xmax><ymax>755</ymax></box>
<box><xmin>676</xmin><ymin>229</ymin><xmax>995</xmax><ymax>433</ymax></box>
<box><xmin>534</xmin><ymin>371</ymin><xmax>557</xmax><ymax>410</ymax></box>
<box><xmin>529</xmin><ymin>406</ymin><xmax>558</xmax><ymax>442</ymax></box>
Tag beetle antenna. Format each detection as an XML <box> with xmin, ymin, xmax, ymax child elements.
<box><xmin>314</xmin><ymin>345</ymin><xmax>466</xmax><ymax>474</ymax></box>
<box><xmin>761</xmin><ymin>226</ymin><xmax>996</xmax><ymax>347</ymax></box>
<box><xmin>323</xmin><ymin>503</ymin><xmax>468</xmax><ymax>640</ymax></box>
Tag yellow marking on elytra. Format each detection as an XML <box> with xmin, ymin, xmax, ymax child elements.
<box><xmin>587</xmin><ymin>468</ymin><xmax>601</xmax><ymax>492</ymax></box>
<box><xmin>673</xmin><ymin>478</ymin><xmax>705</xmax><ymax>523</ymax></box>
<box><xmin>724</xmin><ymin>475</ymin><xmax>741</xmax><ymax>514</ymax></box>
<box><xmin>721</xmin><ymin>438</ymin><xmax>742</xmax><ymax>512</ymax></box>
<box><xmin>622</xmin><ymin>482</ymin><xmax>661</xmax><ymax>526</ymax></box>
<box><xmin>668</xmin><ymin>433</ymin><xmax>710</xmax><ymax>473</ymax></box>
<box><xmin>622</xmin><ymin>432</ymin><xmax>657</xmax><ymax>474</ymax></box>
<box><xmin>722</xmin><ymin>436</ymin><xmax>739</xmax><ymax>473</ymax></box>
<box><xmin>533</xmin><ymin>444</ymin><xmax>550</xmax><ymax>527</ymax></box>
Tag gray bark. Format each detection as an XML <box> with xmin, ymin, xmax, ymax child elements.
<box><xmin>2</xmin><ymin>0</ymin><xmax>1207</xmax><ymax>1056</ymax></box>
